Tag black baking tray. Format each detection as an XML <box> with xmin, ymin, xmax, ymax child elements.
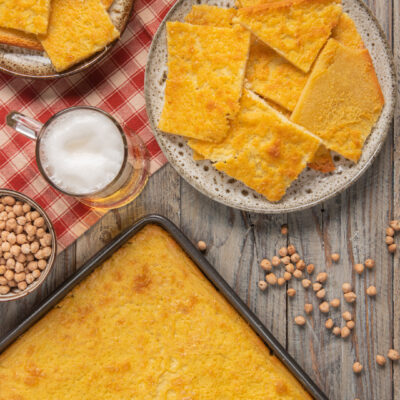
<box><xmin>0</xmin><ymin>214</ymin><xmax>327</xmax><ymax>399</ymax></box>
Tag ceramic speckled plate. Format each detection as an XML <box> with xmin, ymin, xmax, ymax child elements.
<box><xmin>145</xmin><ymin>0</ymin><xmax>396</xmax><ymax>214</ymax></box>
<box><xmin>0</xmin><ymin>0</ymin><xmax>133</xmax><ymax>79</ymax></box>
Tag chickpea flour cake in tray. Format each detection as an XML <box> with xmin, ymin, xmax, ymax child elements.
<box><xmin>145</xmin><ymin>0</ymin><xmax>396</xmax><ymax>213</ymax></box>
<box><xmin>0</xmin><ymin>215</ymin><xmax>327</xmax><ymax>399</ymax></box>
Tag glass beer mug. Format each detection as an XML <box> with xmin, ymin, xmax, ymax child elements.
<box><xmin>6</xmin><ymin>106</ymin><xmax>149</xmax><ymax>209</ymax></box>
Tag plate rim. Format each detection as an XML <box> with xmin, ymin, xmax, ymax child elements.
<box><xmin>0</xmin><ymin>0</ymin><xmax>135</xmax><ymax>80</ymax></box>
<box><xmin>145</xmin><ymin>0</ymin><xmax>397</xmax><ymax>214</ymax></box>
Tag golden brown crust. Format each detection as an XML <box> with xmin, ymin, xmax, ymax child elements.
<box><xmin>308</xmin><ymin>145</ymin><xmax>335</xmax><ymax>172</ymax></box>
<box><xmin>0</xmin><ymin>224</ymin><xmax>312</xmax><ymax>399</ymax></box>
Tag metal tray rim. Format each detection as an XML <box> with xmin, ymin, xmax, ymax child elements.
<box><xmin>0</xmin><ymin>214</ymin><xmax>327</xmax><ymax>400</ymax></box>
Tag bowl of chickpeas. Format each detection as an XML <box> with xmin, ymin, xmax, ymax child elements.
<box><xmin>0</xmin><ymin>189</ymin><xmax>56</xmax><ymax>301</ymax></box>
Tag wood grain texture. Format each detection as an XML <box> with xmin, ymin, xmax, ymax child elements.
<box><xmin>1</xmin><ymin>1</ymin><xmax>398</xmax><ymax>399</ymax></box>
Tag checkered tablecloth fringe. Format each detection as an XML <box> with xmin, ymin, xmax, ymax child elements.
<box><xmin>0</xmin><ymin>0</ymin><xmax>173</xmax><ymax>251</ymax></box>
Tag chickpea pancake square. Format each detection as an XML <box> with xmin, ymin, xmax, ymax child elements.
<box><xmin>291</xmin><ymin>39</ymin><xmax>384</xmax><ymax>162</ymax></box>
<box><xmin>158</xmin><ymin>21</ymin><xmax>251</xmax><ymax>143</ymax></box>
<box><xmin>39</xmin><ymin>0</ymin><xmax>120</xmax><ymax>72</ymax></box>
<box><xmin>189</xmin><ymin>90</ymin><xmax>321</xmax><ymax>201</ymax></box>
<box><xmin>184</xmin><ymin>4</ymin><xmax>237</xmax><ymax>27</ymax></box>
<box><xmin>235</xmin><ymin>0</ymin><xmax>342</xmax><ymax>73</ymax></box>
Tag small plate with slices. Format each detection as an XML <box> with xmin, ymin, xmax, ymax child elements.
<box><xmin>145</xmin><ymin>0</ymin><xmax>396</xmax><ymax>213</ymax></box>
<box><xmin>0</xmin><ymin>0</ymin><xmax>133</xmax><ymax>79</ymax></box>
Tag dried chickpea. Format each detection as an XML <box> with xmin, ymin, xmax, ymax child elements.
<box><xmin>333</xmin><ymin>327</ymin><xmax>341</xmax><ymax>336</ymax></box>
<box><xmin>388</xmin><ymin>244</ymin><xmax>397</xmax><ymax>253</ymax></box>
<box><xmin>354</xmin><ymin>263</ymin><xmax>364</xmax><ymax>274</ymax></box>
<box><xmin>366</xmin><ymin>286</ymin><xmax>377</xmax><ymax>296</ymax></box>
<box><xmin>390</xmin><ymin>220</ymin><xmax>400</xmax><ymax>231</ymax></box>
<box><xmin>319</xmin><ymin>301</ymin><xmax>329</xmax><ymax>313</ymax></box>
<box><xmin>325</xmin><ymin>319</ymin><xmax>334</xmax><ymax>329</ymax></box>
<box><xmin>24</xmin><ymin>224</ymin><xmax>36</xmax><ymax>236</ymax></box>
<box><xmin>3</xmin><ymin>252</ymin><xmax>11</xmax><ymax>260</ymax></box>
<box><xmin>30</xmin><ymin>211</ymin><xmax>40</xmax><ymax>220</ymax></box>
<box><xmin>26</xmin><ymin>254</ymin><xmax>34</xmax><ymax>262</ymax></box>
<box><xmin>2</xmin><ymin>196</ymin><xmax>15</xmax><ymax>206</ymax></box>
<box><xmin>346</xmin><ymin>320</ymin><xmax>355</xmax><ymax>330</ymax></box>
<box><xmin>281</xmin><ymin>225</ymin><xmax>288</xmax><ymax>235</ymax></box>
<box><xmin>304</xmin><ymin>304</ymin><xmax>313</xmax><ymax>314</ymax></box>
<box><xmin>5</xmin><ymin>206</ymin><xmax>12</xmax><ymax>212</ymax></box>
<box><xmin>281</xmin><ymin>256</ymin><xmax>291</xmax><ymax>265</ymax></box>
<box><xmin>313</xmin><ymin>282</ymin><xmax>322</xmax><ymax>292</ymax></box>
<box><xmin>0</xmin><ymin>265</ymin><xmax>5</xmax><ymax>275</ymax></box>
<box><xmin>16</xmin><ymin>253</ymin><xmax>26</xmax><ymax>263</ymax></box>
<box><xmin>14</xmin><ymin>262</ymin><xmax>24</xmax><ymax>273</ymax></box>
<box><xmin>0</xmin><ymin>276</ymin><xmax>7</xmax><ymax>285</ymax></box>
<box><xmin>6</xmin><ymin>232</ymin><xmax>16</xmax><ymax>244</ymax></box>
<box><xmin>386</xmin><ymin>236</ymin><xmax>394</xmax><ymax>245</ymax></box>
<box><xmin>260</xmin><ymin>259</ymin><xmax>272</xmax><ymax>272</ymax></box>
<box><xmin>0</xmin><ymin>211</ymin><xmax>7</xmax><ymax>221</ymax></box>
<box><xmin>16</xmin><ymin>216</ymin><xmax>26</xmax><ymax>226</ymax></box>
<box><xmin>6</xmin><ymin>258</ymin><xmax>15</xmax><ymax>269</ymax></box>
<box><xmin>341</xmin><ymin>326</ymin><xmax>351</xmax><ymax>338</ymax></box>
<box><xmin>0</xmin><ymin>285</ymin><xmax>10</xmax><ymax>294</ymax></box>
<box><xmin>0</xmin><ymin>221</ymin><xmax>5</xmax><ymax>230</ymax></box>
<box><xmin>14</xmin><ymin>272</ymin><xmax>25</xmax><ymax>283</ymax></box>
<box><xmin>287</xmin><ymin>288</ymin><xmax>296</xmax><ymax>297</ymax></box>
<box><xmin>290</xmin><ymin>253</ymin><xmax>300</xmax><ymax>263</ymax></box>
<box><xmin>294</xmin><ymin>316</ymin><xmax>306</xmax><ymax>326</ymax></box>
<box><xmin>22</xmin><ymin>203</ymin><xmax>31</xmax><ymax>213</ymax></box>
<box><xmin>32</xmin><ymin>269</ymin><xmax>41</xmax><ymax>279</ymax></box>
<box><xmin>12</xmin><ymin>204</ymin><xmax>23</xmax><ymax>216</ymax></box>
<box><xmin>36</xmin><ymin>228</ymin><xmax>45</xmax><ymax>238</ymax></box>
<box><xmin>376</xmin><ymin>355</ymin><xmax>386</xmax><ymax>366</ymax></box>
<box><xmin>388</xmin><ymin>349</ymin><xmax>400</xmax><ymax>361</ymax></box>
<box><xmin>331</xmin><ymin>253</ymin><xmax>340</xmax><ymax>262</ymax></box>
<box><xmin>296</xmin><ymin>260</ymin><xmax>306</xmax><ymax>270</ymax></box>
<box><xmin>21</xmin><ymin>243</ymin><xmax>31</xmax><ymax>254</ymax></box>
<box><xmin>302</xmin><ymin>279</ymin><xmax>311</xmax><ymax>289</ymax></box>
<box><xmin>285</xmin><ymin>263</ymin><xmax>295</xmax><ymax>273</ymax></box>
<box><xmin>293</xmin><ymin>269</ymin><xmax>303</xmax><ymax>279</ymax></box>
<box><xmin>27</xmin><ymin>261</ymin><xmax>38</xmax><ymax>272</ymax></box>
<box><xmin>365</xmin><ymin>259</ymin><xmax>375</xmax><ymax>269</ymax></box>
<box><xmin>353</xmin><ymin>362</ymin><xmax>363</xmax><ymax>374</ymax></box>
<box><xmin>17</xmin><ymin>281</ymin><xmax>27</xmax><ymax>291</ymax></box>
<box><xmin>278</xmin><ymin>247</ymin><xmax>288</xmax><ymax>257</ymax></box>
<box><xmin>344</xmin><ymin>292</ymin><xmax>357</xmax><ymax>303</ymax></box>
<box><xmin>42</xmin><ymin>247</ymin><xmax>52</xmax><ymax>259</ymax></box>
<box><xmin>10</xmin><ymin>245</ymin><xmax>20</xmax><ymax>257</ymax></box>
<box><xmin>27</xmin><ymin>235</ymin><xmax>35</xmax><ymax>242</ymax></box>
<box><xmin>306</xmin><ymin>264</ymin><xmax>315</xmax><ymax>274</ymax></box>
<box><xmin>8</xmin><ymin>280</ymin><xmax>16</xmax><ymax>288</ymax></box>
<box><xmin>14</xmin><ymin>225</ymin><xmax>23</xmax><ymax>234</ymax></box>
<box><xmin>1</xmin><ymin>242</ymin><xmax>10</xmax><ymax>252</ymax></box>
<box><xmin>287</xmin><ymin>244</ymin><xmax>296</xmax><ymax>255</ymax></box>
<box><xmin>16</xmin><ymin>233</ymin><xmax>26</xmax><ymax>244</ymax></box>
<box><xmin>5</xmin><ymin>218</ymin><xmax>17</xmax><ymax>231</ymax></box>
<box><xmin>386</xmin><ymin>226</ymin><xmax>395</xmax><ymax>236</ymax></box>
<box><xmin>330</xmin><ymin>298</ymin><xmax>340</xmax><ymax>308</ymax></box>
<box><xmin>4</xmin><ymin>270</ymin><xmax>14</xmax><ymax>281</ymax></box>
<box><xmin>266</xmin><ymin>273</ymin><xmax>277</xmax><ymax>285</ymax></box>
<box><xmin>33</xmin><ymin>217</ymin><xmax>45</xmax><ymax>228</ymax></box>
<box><xmin>342</xmin><ymin>311</ymin><xmax>352</xmax><ymax>321</ymax></box>
<box><xmin>30</xmin><ymin>241</ymin><xmax>40</xmax><ymax>254</ymax></box>
<box><xmin>342</xmin><ymin>283</ymin><xmax>352</xmax><ymax>293</ymax></box>
<box><xmin>25</xmin><ymin>273</ymin><xmax>34</xmax><ymax>285</ymax></box>
<box><xmin>277</xmin><ymin>277</ymin><xmax>285</xmax><ymax>286</ymax></box>
<box><xmin>316</xmin><ymin>288</ymin><xmax>326</xmax><ymax>299</ymax></box>
<box><xmin>271</xmin><ymin>256</ymin><xmax>281</xmax><ymax>267</ymax></box>
<box><xmin>316</xmin><ymin>272</ymin><xmax>328</xmax><ymax>283</ymax></box>
<box><xmin>258</xmin><ymin>280</ymin><xmax>267</xmax><ymax>291</ymax></box>
<box><xmin>283</xmin><ymin>271</ymin><xmax>292</xmax><ymax>281</ymax></box>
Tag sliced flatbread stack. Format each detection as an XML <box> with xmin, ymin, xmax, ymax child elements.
<box><xmin>39</xmin><ymin>0</ymin><xmax>119</xmax><ymax>72</ymax></box>
<box><xmin>235</xmin><ymin>0</ymin><xmax>342</xmax><ymax>73</ymax></box>
<box><xmin>291</xmin><ymin>39</ymin><xmax>384</xmax><ymax>162</ymax></box>
<box><xmin>0</xmin><ymin>0</ymin><xmax>115</xmax><ymax>51</ymax></box>
<box><xmin>158</xmin><ymin>21</ymin><xmax>250</xmax><ymax>142</ymax></box>
<box><xmin>189</xmin><ymin>90</ymin><xmax>321</xmax><ymax>201</ymax></box>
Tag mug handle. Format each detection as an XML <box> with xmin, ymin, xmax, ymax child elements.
<box><xmin>6</xmin><ymin>111</ymin><xmax>43</xmax><ymax>141</ymax></box>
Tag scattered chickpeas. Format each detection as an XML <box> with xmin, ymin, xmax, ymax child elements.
<box><xmin>287</xmin><ymin>244</ymin><xmax>296</xmax><ymax>255</ymax></box>
<box><xmin>271</xmin><ymin>256</ymin><xmax>281</xmax><ymax>267</ymax></box>
<box><xmin>353</xmin><ymin>362</ymin><xmax>363</xmax><ymax>374</ymax></box>
<box><xmin>293</xmin><ymin>269</ymin><xmax>303</xmax><ymax>279</ymax></box>
<box><xmin>304</xmin><ymin>303</ymin><xmax>313</xmax><ymax>314</ymax></box>
<box><xmin>313</xmin><ymin>282</ymin><xmax>322</xmax><ymax>292</ymax></box>
<box><xmin>366</xmin><ymin>286</ymin><xmax>377</xmax><ymax>297</ymax></box>
<box><xmin>277</xmin><ymin>277</ymin><xmax>285</xmax><ymax>286</ymax></box>
<box><xmin>0</xmin><ymin>195</ymin><xmax>53</xmax><ymax>296</ymax></box>
<box><xmin>319</xmin><ymin>302</ymin><xmax>329</xmax><ymax>313</ymax></box>
<box><xmin>330</xmin><ymin>298</ymin><xmax>340</xmax><ymax>308</ymax></box>
<box><xmin>286</xmin><ymin>263</ymin><xmax>295</xmax><ymax>273</ymax></box>
<box><xmin>376</xmin><ymin>355</ymin><xmax>386</xmax><ymax>366</ymax></box>
<box><xmin>294</xmin><ymin>316</ymin><xmax>306</xmax><ymax>326</ymax></box>
<box><xmin>316</xmin><ymin>288</ymin><xmax>326</xmax><ymax>299</ymax></box>
<box><xmin>281</xmin><ymin>224</ymin><xmax>288</xmax><ymax>235</ymax></box>
<box><xmin>287</xmin><ymin>288</ymin><xmax>296</xmax><ymax>297</ymax></box>
<box><xmin>258</xmin><ymin>280</ymin><xmax>267</xmax><ymax>291</ymax></box>
<box><xmin>316</xmin><ymin>272</ymin><xmax>328</xmax><ymax>283</ymax></box>
<box><xmin>290</xmin><ymin>253</ymin><xmax>300</xmax><ymax>263</ymax></box>
<box><xmin>344</xmin><ymin>292</ymin><xmax>357</xmax><ymax>303</ymax></box>
<box><xmin>387</xmin><ymin>349</ymin><xmax>400</xmax><ymax>361</ymax></box>
<box><xmin>279</xmin><ymin>247</ymin><xmax>288</xmax><ymax>257</ymax></box>
<box><xmin>331</xmin><ymin>253</ymin><xmax>340</xmax><ymax>262</ymax></box>
<box><xmin>266</xmin><ymin>273</ymin><xmax>277</xmax><ymax>285</ymax></box>
<box><xmin>197</xmin><ymin>241</ymin><xmax>207</xmax><ymax>251</ymax></box>
<box><xmin>296</xmin><ymin>260</ymin><xmax>306</xmax><ymax>270</ymax></box>
<box><xmin>386</xmin><ymin>226</ymin><xmax>395</xmax><ymax>236</ymax></box>
<box><xmin>341</xmin><ymin>326</ymin><xmax>351</xmax><ymax>338</ymax></box>
<box><xmin>354</xmin><ymin>263</ymin><xmax>364</xmax><ymax>274</ymax></box>
<box><xmin>386</xmin><ymin>236</ymin><xmax>394</xmax><ymax>245</ymax></box>
<box><xmin>260</xmin><ymin>259</ymin><xmax>272</xmax><ymax>272</ymax></box>
<box><xmin>325</xmin><ymin>319</ymin><xmax>334</xmax><ymax>329</ymax></box>
<box><xmin>389</xmin><ymin>220</ymin><xmax>400</xmax><ymax>232</ymax></box>
<box><xmin>333</xmin><ymin>327</ymin><xmax>341</xmax><ymax>336</ymax></box>
<box><xmin>306</xmin><ymin>264</ymin><xmax>315</xmax><ymax>274</ymax></box>
<box><xmin>281</xmin><ymin>256</ymin><xmax>291</xmax><ymax>265</ymax></box>
<box><xmin>342</xmin><ymin>311</ymin><xmax>352</xmax><ymax>321</ymax></box>
<box><xmin>342</xmin><ymin>283</ymin><xmax>352</xmax><ymax>293</ymax></box>
<box><xmin>283</xmin><ymin>271</ymin><xmax>292</xmax><ymax>281</ymax></box>
<box><xmin>365</xmin><ymin>259</ymin><xmax>375</xmax><ymax>269</ymax></box>
<box><xmin>388</xmin><ymin>244</ymin><xmax>397</xmax><ymax>253</ymax></box>
<box><xmin>346</xmin><ymin>320</ymin><xmax>355</xmax><ymax>330</ymax></box>
<box><xmin>301</xmin><ymin>279</ymin><xmax>311</xmax><ymax>289</ymax></box>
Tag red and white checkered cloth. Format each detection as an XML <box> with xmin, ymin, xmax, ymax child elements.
<box><xmin>0</xmin><ymin>0</ymin><xmax>174</xmax><ymax>251</ymax></box>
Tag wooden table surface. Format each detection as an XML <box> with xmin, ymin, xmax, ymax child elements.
<box><xmin>1</xmin><ymin>0</ymin><xmax>399</xmax><ymax>399</ymax></box>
